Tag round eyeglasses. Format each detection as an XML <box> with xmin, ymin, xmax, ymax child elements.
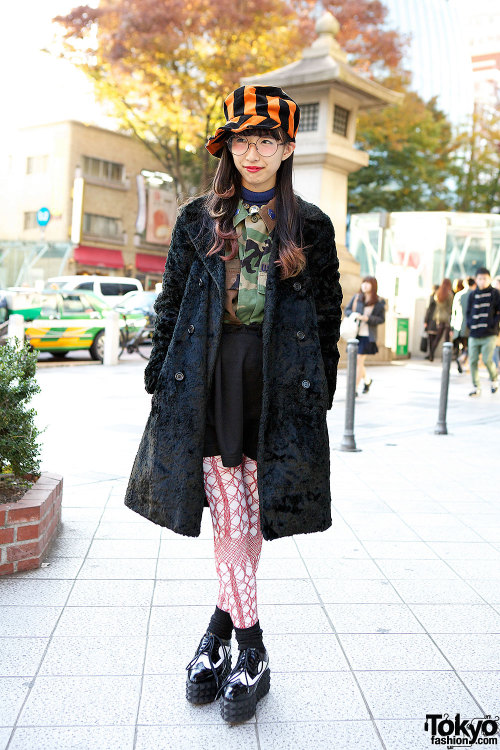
<box><xmin>227</xmin><ymin>135</ymin><xmax>283</xmax><ymax>157</ymax></box>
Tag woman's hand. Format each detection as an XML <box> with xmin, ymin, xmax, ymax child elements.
<box><xmin>360</xmin><ymin>314</ymin><xmax>369</xmax><ymax>322</ymax></box>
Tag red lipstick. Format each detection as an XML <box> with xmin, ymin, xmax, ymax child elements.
<box><xmin>244</xmin><ymin>167</ymin><xmax>263</xmax><ymax>172</ymax></box>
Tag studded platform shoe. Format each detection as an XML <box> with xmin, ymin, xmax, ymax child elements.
<box><xmin>216</xmin><ymin>646</ymin><xmax>270</xmax><ymax>723</ymax></box>
<box><xmin>185</xmin><ymin>630</ymin><xmax>232</xmax><ymax>704</ymax></box>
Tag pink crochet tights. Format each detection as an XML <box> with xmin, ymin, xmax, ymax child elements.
<box><xmin>202</xmin><ymin>454</ymin><xmax>263</xmax><ymax>629</ymax></box>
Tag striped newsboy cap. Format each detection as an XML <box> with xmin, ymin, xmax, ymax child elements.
<box><xmin>205</xmin><ymin>85</ymin><xmax>300</xmax><ymax>158</ymax></box>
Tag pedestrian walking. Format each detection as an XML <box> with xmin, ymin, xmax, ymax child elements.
<box><xmin>344</xmin><ymin>277</ymin><xmax>385</xmax><ymax>395</ymax></box>
<box><xmin>493</xmin><ymin>276</ymin><xmax>500</xmax><ymax>369</ymax></box>
<box><xmin>427</xmin><ymin>278</ymin><xmax>453</xmax><ymax>362</ymax></box>
<box><xmin>123</xmin><ymin>85</ymin><xmax>343</xmax><ymax>723</ymax></box>
<box><xmin>466</xmin><ymin>267</ymin><xmax>500</xmax><ymax>397</ymax></box>
<box><xmin>451</xmin><ymin>277</ymin><xmax>476</xmax><ymax>373</ymax></box>
<box><xmin>423</xmin><ymin>284</ymin><xmax>439</xmax><ymax>357</ymax></box>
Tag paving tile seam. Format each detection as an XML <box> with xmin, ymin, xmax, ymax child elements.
<box><xmin>292</xmin><ymin>539</ymin><xmax>390</xmax><ymax>750</ymax></box>
<box><xmin>6</xmin><ymin>667</ymin><xmax>487</xmax><ymax>678</ymax></box>
<box><xmin>5</xmin><ymin>628</ymin><xmax>500</xmax><ymax>639</ymax></box>
<box><xmin>298</xmin><ymin>508</ymin><xmax>493</xmax><ymax>719</ymax></box>
<box><xmin>5</xmin><ymin>483</ymin><xmax>125</xmax><ymax>742</ymax></box>
<box><xmin>333</xmin><ymin>506</ymin><xmax>500</xmax><ymax>611</ymax></box>
<box><xmin>62</xmin><ymin>476</ymin><xmax>127</xmax><ymax>488</ymax></box>
<box><xmin>130</xmin><ymin>515</ymin><xmax>163</xmax><ymax>750</ymax></box>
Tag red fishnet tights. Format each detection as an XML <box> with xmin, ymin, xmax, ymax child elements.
<box><xmin>202</xmin><ymin>454</ymin><xmax>263</xmax><ymax>629</ymax></box>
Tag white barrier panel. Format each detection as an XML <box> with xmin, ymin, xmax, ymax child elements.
<box><xmin>103</xmin><ymin>311</ymin><xmax>120</xmax><ymax>366</ymax></box>
<box><xmin>7</xmin><ymin>314</ymin><xmax>25</xmax><ymax>349</ymax></box>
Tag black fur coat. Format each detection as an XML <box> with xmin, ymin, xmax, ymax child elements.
<box><xmin>124</xmin><ymin>194</ymin><xmax>343</xmax><ymax>541</ymax></box>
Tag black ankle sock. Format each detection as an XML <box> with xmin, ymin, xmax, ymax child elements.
<box><xmin>234</xmin><ymin>619</ymin><xmax>265</xmax><ymax>653</ymax></box>
<box><xmin>208</xmin><ymin>606</ymin><xmax>233</xmax><ymax>641</ymax></box>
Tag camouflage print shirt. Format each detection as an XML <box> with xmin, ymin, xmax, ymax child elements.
<box><xmin>223</xmin><ymin>195</ymin><xmax>277</xmax><ymax>326</ymax></box>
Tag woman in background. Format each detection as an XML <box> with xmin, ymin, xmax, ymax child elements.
<box><xmin>344</xmin><ymin>276</ymin><xmax>385</xmax><ymax>395</ymax></box>
<box><xmin>428</xmin><ymin>278</ymin><xmax>453</xmax><ymax>362</ymax></box>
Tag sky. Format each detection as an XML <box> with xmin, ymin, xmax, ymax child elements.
<box><xmin>1</xmin><ymin>0</ymin><xmax>112</xmax><ymax>141</ymax></box>
<box><xmin>0</xmin><ymin>0</ymin><xmax>496</xmax><ymax>143</ymax></box>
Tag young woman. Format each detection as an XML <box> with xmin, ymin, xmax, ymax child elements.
<box><xmin>344</xmin><ymin>277</ymin><xmax>385</xmax><ymax>395</ymax></box>
<box><xmin>427</xmin><ymin>278</ymin><xmax>453</xmax><ymax>362</ymax></box>
<box><xmin>124</xmin><ymin>85</ymin><xmax>343</xmax><ymax>724</ymax></box>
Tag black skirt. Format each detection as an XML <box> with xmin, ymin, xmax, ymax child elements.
<box><xmin>357</xmin><ymin>335</ymin><xmax>378</xmax><ymax>355</ymax></box>
<box><xmin>203</xmin><ymin>322</ymin><xmax>263</xmax><ymax>467</ymax></box>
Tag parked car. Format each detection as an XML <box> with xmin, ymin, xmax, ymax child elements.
<box><xmin>113</xmin><ymin>291</ymin><xmax>158</xmax><ymax>323</ymax></box>
<box><xmin>47</xmin><ymin>276</ymin><xmax>143</xmax><ymax>306</ymax></box>
<box><xmin>4</xmin><ymin>289</ymin><xmax>147</xmax><ymax>361</ymax></box>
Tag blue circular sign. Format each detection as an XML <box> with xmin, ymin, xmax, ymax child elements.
<box><xmin>37</xmin><ymin>207</ymin><xmax>51</xmax><ymax>227</ymax></box>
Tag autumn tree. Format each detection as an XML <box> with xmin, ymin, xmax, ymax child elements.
<box><xmin>348</xmin><ymin>89</ymin><xmax>456</xmax><ymax>213</ymax></box>
<box><xmin>54</xmin><ymin>0</ymin><xmax>318</xmax><ymax>196</ymax></box>
<box><xmin>53</xmin><ymin>0</ymin><xmax>410</xmax><ymax>197</ymax></box>
<box><xmin>326</xmin><ymin>0</ymin><xmax>410</xmax><ymax>79</ymax></box>
<box><xmin>454</xmin><ymin>104</ymin><xmax>500</xmax><ymax>213</ymax></box>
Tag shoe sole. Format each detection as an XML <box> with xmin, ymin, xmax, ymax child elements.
<box><xmin>219</xmin><ymin>667</ymin><xmax>271</xmax><ymax>723</ymax></box>
<box><xmin>186</xmin><ymin>659</ymin><xmax>232</xmax><ymax>705</ymax></box>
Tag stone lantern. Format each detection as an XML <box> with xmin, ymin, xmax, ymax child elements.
<box><xmin>241</xmin><ymin>12</ymin><xmax>402</xmax><ymax>300</ymax></box>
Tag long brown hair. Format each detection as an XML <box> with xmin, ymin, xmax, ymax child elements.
<box><xmin>435</xmin><ymin>278</ymin><xmax>452</xmax><ymax>303</ymax></box>
<box><xmin>195</xmin><ymin>126</ymin><xmax>307</xmax><ymax>279</ymax></box>
<box><xmin>360</xmin><ymin>276</ymin><xmax>378</xmax><ymax>306</ymax></box>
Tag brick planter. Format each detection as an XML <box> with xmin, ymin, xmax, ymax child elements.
<box><xmin>0</xmin><ymin>472</ymin><xmax>63</xmax><ymax>576</ymax></box>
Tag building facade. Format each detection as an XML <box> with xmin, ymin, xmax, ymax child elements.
<box><xmin>0</xmin><ymin>121</ymin><xmax>175</xmax><ymax>289</ymax></box>
<box><xmin>349</xmin><ymin>210</ymin><xmax>500</xmax><ymax>355</ymax></box>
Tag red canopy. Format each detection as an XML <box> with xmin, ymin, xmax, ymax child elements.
<box><xmin>135</xmin><ymin>252</ymin><xmax>166</xmax><ymax>274</ymax></box>
<box><xmin>74</xmin><ymin>245</ymin><xmax>124</xmax><ymax>269</ymax></box>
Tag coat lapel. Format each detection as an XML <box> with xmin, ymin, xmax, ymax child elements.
<box><xmin>182</xmin><ymin>195</ymin><xmax>315</xmax><ymax>313</ymax></box>
<box><xmin>182</xmin><ymin>210</ymin><xmax>225</xmax><ymax>298</ymax></box>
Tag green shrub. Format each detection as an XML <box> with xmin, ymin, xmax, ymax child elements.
<box><xmin>0</xmin><ymin>340</ymin><xmax>43</xmax><ymax>478</ymax></box>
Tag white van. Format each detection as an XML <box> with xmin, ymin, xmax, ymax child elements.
<box><xmin>47</xmin><ymin>276</ymin><xmax>143</xmax><ymax>306</ymax></box>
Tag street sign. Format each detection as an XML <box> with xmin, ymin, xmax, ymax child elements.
<box><xmin>36</xmin><ymin>207</ymin><xmax>51</xmax><ymax>227</ymax></box>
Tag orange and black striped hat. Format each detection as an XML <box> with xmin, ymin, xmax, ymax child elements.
<box><xmin>205</xmin><ymin>85</ymin><xmax>300</xmax><ymax>158</ymax></box>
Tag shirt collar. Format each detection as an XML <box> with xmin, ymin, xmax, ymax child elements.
<box><xmin>233</xmin><ymin>196</ymin><xmax>276</xmax><ymax>233</ymax></box>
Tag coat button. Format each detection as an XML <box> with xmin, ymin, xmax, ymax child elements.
<box><xmin>301</xmin><ymin>379</ymin><xmax>311</xmax><ymax>389</ymax></box>
<box><xmin>199</xmin><ymin>278</ymin><xmax>204</xmax><ymax>287</ymax></box>
<box><xmin>174</xmin><ymin>372</ymin><xmax>185</xmax><ymax>381</ymax></box>
<box><xmin>296</xmin><ymin>330</ymin><xmax>305</xmax><ymax>340</ymax></box>
<box><xmin>187</xmin><ymin>324</ymin><xmax>195</xmax><ymax>334</ymax></box>
<box><xmin>293</xmin><ymin>281</ymin><xmax>302</xmax><ymax>291</ymax></box>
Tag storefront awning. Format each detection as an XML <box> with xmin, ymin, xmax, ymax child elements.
<box><xmin>135</xmin><ymin>252</ymin><xmax>166</xmax><ymax>274</ymax></box>
<box><xmin>74</xmin><ymin>245</ymin><xmax>124</xmax><ymax>269</ymax></box>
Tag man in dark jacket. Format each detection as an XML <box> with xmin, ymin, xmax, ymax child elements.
<box><xmin>466</xmin><ymin>267</ymin><xmax>500</xmax><ymax>397</ymax></box>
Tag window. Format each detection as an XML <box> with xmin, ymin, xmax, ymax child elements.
<box><xmin>100</xmin><ymin>282</ymin><xmax>138</xmax><ymax>297</ymax></box>
<box><xmin>120</xmin><ymin>283</ymin><xmax>140</xmax><ymax>295</ymax></box>
<box><xmin>333</xmin><ymin>105</ymin><xmax>349</xmax><ymax>136</ymax></box>
<box><xmin>100</xmin><ymin>283</ymin><xmax>121</xmax><ymax>296</ymax></box>
<box><xmin>74</xmin><ymin>281</ymin><xmax>94</xmax><ymax>291</ymax></box>
<box><xmin>39</xmin><ymin>295</ymin><xmax>59</xmax><ymax>315</ymax></box>
<box><xmin>300</xmin><ymin>103</ymin><xmax>319</xmax><ymax>132</ymax></box>
<box><xmin>83</xmin><ymin>213</ymin><xmax>121</xmax><ymax>238</ymax></box>
<box><xmin>26</xmin><ymin>155</ymin><xmax>48</xmax><ymax>174</ymax></box>
<box><xmin>62</xmin><ymin>295</ymin><xmax>87</xmax><ymax>314</ymax></box>
<box><xmin>82</xmin><ymin>156</ymin><xmax>125</xmax><ymax>183</ymax></box>
<box><xmin>24</xmin><ymin>212</ymin><xmax>38</xmax><ymax>230</ymax></box>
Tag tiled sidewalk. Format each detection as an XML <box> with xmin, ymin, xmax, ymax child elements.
<box><xmin>1</xmin><ymin>358</ymin><xmax>499</xmax><ymax>749</ymax></box>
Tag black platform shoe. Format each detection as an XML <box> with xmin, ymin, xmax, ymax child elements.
<box><xmin>362</xmin><ymin>378</ymin><xmax>373</xmax><ymax>394</ymax></box>
<box><xmin>216</xmin><ymin>647</ymin><xmax>270</xmax><ymax>723</ymax></box>
<box><xmin>185</xmin><ymin>631</ymin><xmax>232</xmax><ymax>705</ymax></box>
